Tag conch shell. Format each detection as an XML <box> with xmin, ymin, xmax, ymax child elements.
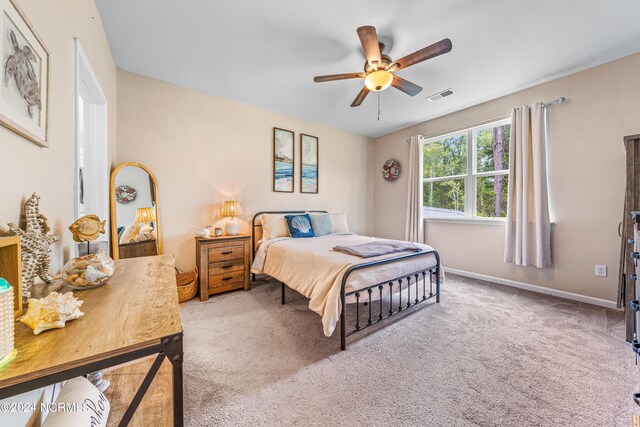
<box><xmin>69</xmin><ymin>215</ymin><xmax>106</xmax><ymax>242</ymax></box>
<box><xmin>21</xmin><ymin>292</ymin><xmax>84</xmax><ymax>335</ymax></box>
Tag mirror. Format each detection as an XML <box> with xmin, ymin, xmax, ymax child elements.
<box><xmin>109</xmin><ymin>162</ymin><xmax>162</xmax><ymax>260</ymax></box>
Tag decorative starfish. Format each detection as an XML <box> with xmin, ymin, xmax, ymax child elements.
<box><xmin>7</xmin><ymin>193</ymin><xmax>59</xmax><ymax>299</ymax></box>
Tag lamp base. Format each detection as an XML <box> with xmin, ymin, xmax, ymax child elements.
<box><xmin>225</xmin><ymin>218</ymin><xmax>240</xmax><ymax>236</ymax></box>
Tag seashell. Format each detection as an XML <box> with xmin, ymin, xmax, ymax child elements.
<box><xmin>69</xmin><ymin>215</ymin><xmax>106</xmax><ymax>243</ymax></box>
<box><xmin>20</xmin><ymin>292</ymin><xmax>84</xmax><ymax>335</ymax></box>
<box><xmin>84</xmin><ymin>265</ymin><xmax>107</xmax><ymax>283</ymax></box>
<box><xmin>291</xmin><ymin>216</ymin><xmax>311</xmax><ymax>233</ymax></box>
<box><xmin>195</xmin><ymin>228</ymin><xmax>211</xmax><ymax>238</ymax></box>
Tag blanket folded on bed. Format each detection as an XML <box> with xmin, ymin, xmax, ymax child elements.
<box><xmin>333</xmin><ymin>240</ymin><xmax>422</xmax><ymax>258</ymax></box>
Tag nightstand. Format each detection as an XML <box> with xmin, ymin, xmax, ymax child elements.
<box><xmin>195</xmin><ymin>234</ymin><xmax>251</xmax><ymax>301</ymax></box>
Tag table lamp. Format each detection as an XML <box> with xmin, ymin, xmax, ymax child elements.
<box><xmin>221</xmin><ymin>200</ymin><xmax>240</xmax><ymax>236</ymax></box>
<box><xmin>135</xmin><ymin>207</ymin><xmax>157</xmax><ymax>240</ymax></box>
<box><xmin>0</xmin><ymin>278</ymin><xmax>14</xmax><ymax>362</ymax></box>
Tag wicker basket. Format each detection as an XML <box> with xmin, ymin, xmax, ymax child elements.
<box><xmin>176</xmin><ymin>267</ymin><xmax>198</xmax><ymax>303</ymax></box>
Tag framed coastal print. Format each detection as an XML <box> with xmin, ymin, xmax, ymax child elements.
<box><xmin>300</xmin><ymin>134</ymin><xmax>318</xmax><ymax>194</ymax></box>
<box><xmin>0</xmin><ymin>0</ymin><xmax>49</xmax><ymax>147</ymax></box>
<box><xmin>273</xmin><ymin>127</ymin><xmax>294</xmax><ymax>192</ymax></box>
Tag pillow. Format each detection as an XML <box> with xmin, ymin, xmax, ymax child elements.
<box><xmin>329</xmin><ymin>212</ymin><xmax>349</xmax><ymax>234</ymax></box>
<box><xmin>260</xmin><ymin>214</ymin><xmax>290</xmax><ymax>240</ymax></box>
<box><xmin>309</xmin><ymin>213</ymin><xmax>333</xmax><ymax>236</ymax></box>
<box><xmin>284</xmin><ymin>214</ymin><xmax>315</xmax><ymax>238</ymax></box>
<box><xmin>42</xmin><ymin>377</ymin><xmax>110</xmax><ymax>427</ymax></box>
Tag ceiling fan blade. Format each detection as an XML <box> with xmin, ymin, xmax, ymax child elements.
<box><xmin>391</xmin><ymin>75</ymin><xmax>423</xmax><ymax>96</ymax></box>
<box><xmin>350</xmin><ymin>86</ymin><xmax>370</xmax><ymax>107</ymax></box>
<box><xmin>357</xmin><ymin>26</ymin><xmax>382</xmax><ymax>69</ymax></box>
<box><xmin>313</xmin><ymin>72</ymin><xmax>366</xmax><ymax>83</ymax></box>
<box><xmin>390</xmin><ymin>38</ymin><xmax>452</xmax><ymax>71</ymax></box>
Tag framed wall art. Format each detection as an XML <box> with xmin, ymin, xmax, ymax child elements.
<box><xmin>0</xmin><ymin>0</ymin><xmax>49</xmax><ymax>147</ymax></box>
<box><xmin>273</xmin><ymin>127</ymin><xmax>294</xmax><ymax>192</ymax></box>
<box><xmin>300</xmin><ymin>133</ymin><xmax>318</xmax><ymax>194</ymax></box>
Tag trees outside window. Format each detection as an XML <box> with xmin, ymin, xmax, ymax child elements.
<box><xmin>422</xmin><ymin>119</ymin><xmax>510</xmax><ymax>219</ymax></box>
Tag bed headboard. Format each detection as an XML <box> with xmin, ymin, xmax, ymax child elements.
<box><xmin>251</xmin><ymin>210</ymin><xmax>328</xmax><ymax>254</ymax></box>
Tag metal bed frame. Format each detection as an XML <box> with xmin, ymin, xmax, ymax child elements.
<box><xmin>252</xmin><ymin>211</ymin><xmax>441</xmax><ymax>350</ymax></box>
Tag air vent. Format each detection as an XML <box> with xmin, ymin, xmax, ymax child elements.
<box><xmin>426</xmin><ymin>88</ymin><xmax>455</xmax><ymax>102</ymax></box>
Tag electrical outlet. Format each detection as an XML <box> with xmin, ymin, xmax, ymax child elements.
<box><xmin>595</xmin><ymin>265</ymin><xmax>607</xmax><ymax>277</ymax></box>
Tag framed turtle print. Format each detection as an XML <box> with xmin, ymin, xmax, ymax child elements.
<box><xmin>273</xmin><ymin>127</ymin><xmax>294</xmax><ymax>192</ymax></box>
<box><xmin>300</xmin><ymin>133</ymin><xmax>318</xmax><ymax>193</ymax></box>
<box><xmin>0</xmin><ymin>0</ymin><xmax>49</xmax><ymax>147</ymax></box>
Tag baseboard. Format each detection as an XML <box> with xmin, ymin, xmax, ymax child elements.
<box><xmin>444</xmin><ymin>267</ymin><xmax>619</xmax><ymax>309</ymax></box>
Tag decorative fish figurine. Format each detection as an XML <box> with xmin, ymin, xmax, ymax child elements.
<box><xmin>69</xmin><ymin>215</ymin><xmax>106</xmax><ymax>242</ymax></box>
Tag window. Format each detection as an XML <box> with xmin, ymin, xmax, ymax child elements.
<box><xmin>422</xmin><ymin>119</ymin><xmax>510</xmax><ymax>219</ymax></box>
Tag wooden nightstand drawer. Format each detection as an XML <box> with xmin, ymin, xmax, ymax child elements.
<box><xmin>208</xmin><ymin>244</ymin><xmax>244</xmax><ymax>263</ymax></box>
<box><xmin>209</xmin><ymin>270</ymin><xmax>245</xmax><ymax>289</ymax></box>
<box><xmin>209</xmin><ymin>259</ymin><xmax>244</xmax><ymax>275</ymax></box>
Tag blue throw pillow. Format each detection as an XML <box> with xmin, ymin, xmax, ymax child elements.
<box><xmin>284</xmin><ymin>214</ymin><xmax>315</xmax><ymax>238</ymax></box>
<box><xmin>309</xmin><ymin>213</ymin><xmax>333</xmax><ymax>236</ymax></box>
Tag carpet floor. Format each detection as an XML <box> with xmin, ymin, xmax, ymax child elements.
<box><xmin>180</xmin><ymin>274</ymin><xmax>637</xmax><ymax>426</ymax></box>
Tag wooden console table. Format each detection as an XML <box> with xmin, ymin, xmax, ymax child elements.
<box><xmin>0</xmin><ymin>255</ymin><xmax>183</xmax><ymax>426</ymax></box>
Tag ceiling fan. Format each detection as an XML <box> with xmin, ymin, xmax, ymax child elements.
<box><xmin>314</xmin><ymin>26</ymin><xmax>452</xmax><ymax>107</ymax></box>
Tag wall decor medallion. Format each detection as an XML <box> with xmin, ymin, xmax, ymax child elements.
<box><xmin>382</xmin><ymin>159</ymin><xmax>401</xmax><ymax>182</ymax></box>
<box><xmin>0</xmin><ymin>0</ymin><xmax>50</xmax><ymax>147</ymax></box>
<box><xmin>273</xmin><ymin>127</ymin><xmax>294</xmax><ymax>192</ymax></box>
<box><xmin>300</xmin><ymin>134</ymin><xmax>318</xmax><ymax>194</ymax></box>
<box><xmin>115</xmin><ymin>185</ymin><xmax>137</xmax><ymax>204</ymax></box>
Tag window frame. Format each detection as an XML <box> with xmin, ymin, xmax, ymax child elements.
<box><xmin>422</xmin><ymin>118</ymin><xmax>511</xmax><ymax>222</ymax></box>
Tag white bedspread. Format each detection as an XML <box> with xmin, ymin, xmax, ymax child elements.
<box><xmin>251</xmin><ymin>234</ymin><xmax>440</xmax><ymax>337</ymax></box>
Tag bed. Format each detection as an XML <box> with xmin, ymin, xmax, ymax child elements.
<box><xmin>251</xmin><ymin>211</ymin><xmax>442</xmax><ymax>350</ymax></box>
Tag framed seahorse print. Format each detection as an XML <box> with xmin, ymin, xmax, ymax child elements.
<box><xmin>0</xmin><ymin>0</ymin><xmax>49</xmax><ymax>147</ymax></box>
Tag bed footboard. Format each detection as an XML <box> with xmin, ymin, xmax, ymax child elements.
<box><xmin>339</xmin><ymin>250</ymin><xmax>441</xmax><ymax>350</ymax></box>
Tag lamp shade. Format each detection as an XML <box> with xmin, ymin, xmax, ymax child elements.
<box><xmin>0</xmin><ymin>278</ymin><xmax>14</xmax><ymax>361</ymax></box>
<box><xmin>364</xmin><ymin>70</ymin><xmax>393</xmax><ymax>92</ymax></box>
<box><xmin>221</xmin><ymin>201</ymin><xmax>240</xmax><ymax>218</ymax></box>
<box><xmin>135</xmin><ymin>207</ymin><xmax>156</xmax><ymax>224</ymax></box>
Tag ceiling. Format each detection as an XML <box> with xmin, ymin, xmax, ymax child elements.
<box><xmin>96</xmin><ymin>0</ymin><xmax>640</xmax><ymax>138</ymax></box>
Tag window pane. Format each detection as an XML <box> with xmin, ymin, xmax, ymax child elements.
<box><xmin>423</xmin><ymin>134</ymin><xmax>467</xmax><ymax>178</ymax></box>
<box><xmin>475</xmin><ymin>124</ymin><xmax>510</xmax><ymax>173</ymax></box>
<box><xmin>423</xmin><ymin>179</ymin><xmax>465</xmax><ymax>217</ymax></box>
<box><xmin>476</xmin><ymin>175</ymin><xmax>508</xmax><ymax>218</ymax></box>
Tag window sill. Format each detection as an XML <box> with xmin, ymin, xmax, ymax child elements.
<box><xmin>423</xmin><ymin>217</ymin><xmax>506</xmax><ymax>226</ymax></box>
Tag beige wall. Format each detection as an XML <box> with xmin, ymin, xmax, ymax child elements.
<box><xmin>117</xmin><ymin>70</ymin><xmax>373</xmax><ymax>270</ymax></box>
<box><xmin>0</xmin><ymin>0</ymin><xmax>116</xmax><ymax>274</ymax></box>
<box><xmin>0</xmin><ymin>2</ymin><xmax>116</xmax><ymax>424</ymax></box>
<box><xmin>373</xmin><ymin>52</ymin><xmax>640</xmax><ymax>303</ymax></box>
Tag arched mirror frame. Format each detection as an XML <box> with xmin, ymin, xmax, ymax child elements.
<box><xmin>109</xmin><ymin>162</ymin><xmax>162</xmax><ymax>260</ymax></box>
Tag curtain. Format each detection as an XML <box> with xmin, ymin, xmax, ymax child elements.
<box><xmin>504</xmin><ymin>103</ymin><xmax>551</xmax><ymax>268</ymax></box>
<box><xmin>405</xmin><ymin>135</ymin><xmax>424</xmax><ymax>243</ymax></box>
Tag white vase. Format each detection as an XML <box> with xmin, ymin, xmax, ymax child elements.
<box><xmin>225</xmin><ymin>218</ymin><xmax>240</xmax><ymax>236</ymax></box>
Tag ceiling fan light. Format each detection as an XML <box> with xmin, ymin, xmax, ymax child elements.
<box><xmin>364</xmin><ymin>70</ymin><xmax>393</xmax><ymax>92</ymax></box>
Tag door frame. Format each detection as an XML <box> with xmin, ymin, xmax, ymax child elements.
<box><xmin>74</xmin><ymin>38</ymin><xmax>109</xmax><ymax>255</ymax></box>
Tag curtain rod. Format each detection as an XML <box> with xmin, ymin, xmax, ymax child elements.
<box><xmin>407</xmin><ymin>98</ymin><xmax>569</xmax><ymax>142</ymax></box>
<box><xmin>412</xmin><ymin>113</ymin><xmax>511</xmax><ymax>142</ymax></box>
<box><xmin>542</xmin><ymin>97</ymin><xmax>568</xmax><ymax>108</ymax></box>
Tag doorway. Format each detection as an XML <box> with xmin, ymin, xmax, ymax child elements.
<box><xmin>74</xmin><ymin>39</ymin><xmax>109</xmax><ymax>256</ymax></box>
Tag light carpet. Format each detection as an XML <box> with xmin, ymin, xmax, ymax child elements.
<box><xmin>180</xmin><ymin>274</ymin><xmax>637</xmax><ymax>426</ymax></box>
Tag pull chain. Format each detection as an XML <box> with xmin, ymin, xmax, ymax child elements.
<box><xmin>377</xmin><ymin>92</ymin><xmax>381</xmax><ymax>121</ymax></box>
